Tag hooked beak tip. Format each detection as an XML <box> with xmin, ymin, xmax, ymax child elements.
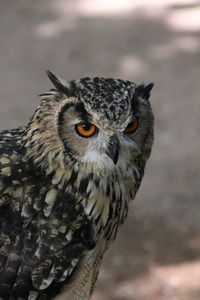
<box><xmin>106</xmin><ymin>135</ymin><xmax>119</xmax><ymax>165</ymax></box>
<box><xmin>113</xmin><ymin>153</ymin><xmax>119</xmax><ymax>165</ymax></box>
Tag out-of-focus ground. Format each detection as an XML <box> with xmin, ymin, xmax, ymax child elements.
<box><xmin>0</xmin><ymin>0</ymin><xmax>200</xmax><ymax>299</ymax></box>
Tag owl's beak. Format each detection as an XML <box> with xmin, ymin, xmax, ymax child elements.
<box><xmin>106</xmin><ymin>135</ymin><xmax>120</xmax><ymax>165</ymax></box>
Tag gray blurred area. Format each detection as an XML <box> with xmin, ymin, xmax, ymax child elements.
<box><xmin>0</xmin><ymin>0</ymin><xmax>200</xmax><ymax>299</ymax></box>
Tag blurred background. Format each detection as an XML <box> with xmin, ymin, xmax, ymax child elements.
<box><xmin>0</xmin><ymin>0</ymin><xmax>200</xmax><ymax>299</ymax></box>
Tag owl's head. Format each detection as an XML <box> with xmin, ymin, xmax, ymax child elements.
<box><xmin>25</xmin><ymin>72</ymin><xmax>154</xmax><ymax>174</ymax></box>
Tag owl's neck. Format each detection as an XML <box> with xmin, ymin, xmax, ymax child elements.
<box><xmin>52</xmin><ymin>160</ymin><xmax>141</xmax><ymax>239</ymax></box>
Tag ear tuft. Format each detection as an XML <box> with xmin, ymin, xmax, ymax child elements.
<box><xmin>136</xmin><ymin>83</ymin><xmax>154</xmax><ymax>100</ymax></box>
<box><xmin>46</xmin><ymin>70</ymin><xmax>71</xmax><ymax>96</ymax></box>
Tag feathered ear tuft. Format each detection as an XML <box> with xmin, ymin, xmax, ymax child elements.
<box><xmin>46</xmin><ymin>70</ymin><xmax>71</xmax><ymax>96</ymax></box>
<box><xmin>136</xmin><ymin>83</ymin><xmax>154</xmax><ymax>100</ymax></box>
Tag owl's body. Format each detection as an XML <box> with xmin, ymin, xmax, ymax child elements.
<box><xmin>0</xmin><ymin>73</ymin><xmax>154</xmax><ymax>300</ymax></box>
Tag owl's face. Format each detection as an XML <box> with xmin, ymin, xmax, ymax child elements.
<box><xmin>25</xmin><ymin>73</ymin><xmax>154</xmax><ymax>173</ymax></box>
<box><xmin>58</xmin><ymin>78</ymin><xmax>154</xmax><ymax>171</ymax></box>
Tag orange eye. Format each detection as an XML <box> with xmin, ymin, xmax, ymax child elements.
<box><xmin>75</xmin><ymin>122</ymin><xmax>97</xmax><ymax>138</ymax></box>
<box><xmin>125</xmin><ymin>117</ymin><xmax>139</xmax><ymax>134</ymax></box>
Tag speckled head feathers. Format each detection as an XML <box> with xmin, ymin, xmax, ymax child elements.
<box><xmin>47</xmin><ymin>71</ymin><xmax>153</xmax><ymax>130</ymax></box>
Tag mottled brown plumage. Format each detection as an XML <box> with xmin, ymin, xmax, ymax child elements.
<box><xmin>0</xmin><ymin>72</ymin><xmax>154</xmax><ymax>299</ymax></box>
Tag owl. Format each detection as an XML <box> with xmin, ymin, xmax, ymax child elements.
<box><xmin>0</xmin><ymin>71</ymin><xmax>154</xmax><ymax>300</ymax></box>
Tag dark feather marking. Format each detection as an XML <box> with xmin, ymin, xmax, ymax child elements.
<box><xmin>79</xmin><ymin>177</ymin><xmax>89</xmax><ymax>195</ymax></box>
<box><xmin>57</xmin><ymin>102</ymin><xmax>78</xmax><ymax>161</ymax></box>
<box><xmin>68</xmin><ymin>169</ymin><xmax>78</xmax><ymax>186</ymax></box>
<box><xmin>94</xmin><ymin>176</ymin><xmax>100</xmax><ymax>188</ymax></box>
<box><xmin>106</xmin><ymin>182</ymin><xmax>110</xmax><ymax>197</ymax></box>
<box><xmin>74</xmin><ymin>102</ymin><xmax>90</xmax><ymax>121</ymax></box>
<box><xmin>47</xmin><ymin>71</ymin><xmax>71</xmax><ymax>97</ymax></box>
<box><xmin>136</xmin><ymin>83</ymin><xmax>154</xmax><ymax>100</ymax></box>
